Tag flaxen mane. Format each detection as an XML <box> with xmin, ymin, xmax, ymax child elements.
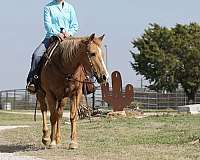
<box><xmin>59</xmin><ymin>37</ymin><xmax>86</xmax><ymax>63</ymax></box>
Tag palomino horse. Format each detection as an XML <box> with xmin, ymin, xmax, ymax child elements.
<box><xmin>36</xmin><ymin>33</ymin><xmax>109</xmax><ymax>149</ymax></box>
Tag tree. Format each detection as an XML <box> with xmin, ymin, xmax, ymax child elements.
<box><xmin>131</xmin><ymin>23</ymin><xmax>200</xmax><ymax>104</ymax></box>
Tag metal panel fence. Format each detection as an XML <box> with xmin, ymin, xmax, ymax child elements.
<box><xmin>0</xmin><ymin>88</ymin><xmax>103</xmax><ymax>110</ymax></box>
<box><xmin>0</xmin><ymin>88</ymin><xmax>200</xmax><ymax>110</ymax></box>
<box><xmin>134</xmin><ymin>89</ymin><xmax>200</xmax><ymax>109</ymax></box>
<box><xmin>0</xmin><ymin>89</ymin><xmax>36</xmax><ymax>110</ymax></box>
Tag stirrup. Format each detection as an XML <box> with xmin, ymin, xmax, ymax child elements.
<box><xmin>34</xmin><ymin>75</ymin><xmax>39</xmax><ymax>80</ymax></box>
<box><xmin>26</xmin><ymin>82</ymin><xmax>36</xmax><ymax>94</ymax></box>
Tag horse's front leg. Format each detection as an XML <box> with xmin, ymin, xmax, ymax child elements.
<box><xmin>46</xmin><ymin>93</ymin><xmax>58</xmax><ymax>148</ymax></box>
<box><xmin>36</xmin><ymin>92</ymin><xmax>50</xmax><ymax>146</ymax></box>
<box><xmin>69</xmin><ymin>91</ymin><xmax>82</xmax><ymax>149</ymax></box>
<box><xmin>56</xmin><ymin>97</ymin><xmax>67</xmax><ymax>144</ymax></box>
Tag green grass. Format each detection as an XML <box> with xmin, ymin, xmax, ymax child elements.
<box><xmin>1</xmin><ymin>112</ymin><xmax>200</xmax><ymax>159</ymax></box>
<box><xmin>0</xmin><ymin>111</ymin><xmax>41</xmax><ymax>125</ymax></box>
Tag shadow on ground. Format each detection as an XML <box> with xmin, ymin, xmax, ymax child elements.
<box><xmin>0</xmin><ymin>144</ymin><xmax>45</xmax><ymax>153</ymax></box>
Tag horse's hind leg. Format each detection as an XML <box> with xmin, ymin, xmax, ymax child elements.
<box><xmin>56</xmin><ymin>97</ymin><xmax>67</xmax><ymax>144</ymax></box>
<box><xmin>36</xmin><ymin>91</ymin><xmax>50</xmax><ymax>146</ymax></box>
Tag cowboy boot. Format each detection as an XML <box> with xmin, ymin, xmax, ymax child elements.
<box><xmin>26</xmin><ymin>75</ymin><xmax>38</xmax><ymax>94</ymax></box>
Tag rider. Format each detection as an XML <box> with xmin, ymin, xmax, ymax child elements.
<box><xmin>26</xmin><ymin>0</ymin><xmax>79</xmax><ymax>93</ymax></box>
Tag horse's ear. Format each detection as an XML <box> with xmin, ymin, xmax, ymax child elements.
<box><xmin>88</xmin><ymin>33</ymin><xmax>95</xmax><ymax>42</ymax></box>
<box><xmin>82</xmin><ymin>33</ymin><xmax>95</xmax><ymax>45</ymax></box>
<box><xmin>98</xmin><ymin>34</ymin><xmax>105</xmax><ymax>41</ymax></box>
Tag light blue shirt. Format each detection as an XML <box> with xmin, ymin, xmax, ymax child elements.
<box><xmin>44</xmin><ymin>0</ymin><xmax>79</xmax><ymax>38</ymax></box>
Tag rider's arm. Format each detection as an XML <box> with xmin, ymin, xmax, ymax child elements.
<box><xmin>44</xmin><ymin>7</ymin><xmax>59</xmax><ymax>36</ymax></box>
<box><xmin>68</xmin><ymin>6</ymin><xmax>79</xmax><ymax>36</ymax></box>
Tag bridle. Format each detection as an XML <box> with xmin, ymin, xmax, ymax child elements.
<box><xmin>65</xmin><ymin>50</ymin><xmax>99</xmax><ymax>84</ymax></box>
<box><xmin>86</xmin><ymin>51</ymin><xmax>99</xmax><ymax>80</ymax></box>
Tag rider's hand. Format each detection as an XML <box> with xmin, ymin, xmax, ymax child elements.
<box><xmin>57</xmin><ymin>33</ymin><xmax>65</xmax><ymax>41</ymax></box>
<box><xmin>63</xmin><ymin>32</ymin><xmax>71</xmax><ymax>38</ymax></box>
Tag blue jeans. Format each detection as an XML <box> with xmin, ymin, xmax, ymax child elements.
<box><xmin>27</xmin><ymin>38</ymin><xmax>49</xmax><ymax>83</ymax></box>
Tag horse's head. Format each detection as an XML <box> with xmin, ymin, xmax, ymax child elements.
<box><xmin>81</xmin><ymin>33</ymin><xmax>109</xmax><ymax>84</ymax></box>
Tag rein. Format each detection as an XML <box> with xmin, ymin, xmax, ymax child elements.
<box><xmin>65</xmin><ymin>74</ymin><xmax>95</xmax><ymax>84</ymax></box>
<box><xmin>34</xmin><ymin>99</ymin><xmax>38</xmax><ymax>122</ymax></box>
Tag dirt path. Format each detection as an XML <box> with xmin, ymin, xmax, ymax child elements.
<box><xmin>0</xmin><ymin>126</ymin><xmax>45</xmax><ymax>160</ymax></box>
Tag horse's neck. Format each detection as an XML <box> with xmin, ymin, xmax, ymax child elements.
<box><xmin>73</xmin><ymin>64</ymin><xmax>86</xmax><ymax>80</ymax></box>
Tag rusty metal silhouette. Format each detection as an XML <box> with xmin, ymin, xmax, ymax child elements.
<box><xmin>101</xmin><ymin>71</ymin><xmax>134</xmax><ymax>111</ymax></box>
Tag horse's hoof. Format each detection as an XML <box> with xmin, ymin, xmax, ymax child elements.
<box><xmin>56</xmin><ymin>138</ymin><xmax>61</xmax><ymax>145</ymax></box>
<box><xmin>69</xmin><ymin>142</ymin><xmax>78</xmax><ymax>149</ymax></box>
<box><xmin>42</xmin><ymin>137</ymin><xmax>50</xmax><ymax>146</ymax></box>
<box><xmin>49</xmin><ymin>141</ymin><xmax>57</xmax><ymax>149</ymax></box>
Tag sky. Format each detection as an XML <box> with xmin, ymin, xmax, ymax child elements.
<box><xmin>0</xmin><ymin>0</ymin><xmax>199</xmax><ymax>90</ymax></box>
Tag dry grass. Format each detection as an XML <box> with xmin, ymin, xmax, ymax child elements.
<box><xmin>1</xmin><ymin>112</ymin><xmax>200</xmax><ymax>159</ymax></box>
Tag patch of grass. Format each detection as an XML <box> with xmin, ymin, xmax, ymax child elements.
<box><xmin>0</xmin><ymin>111</ymin><xmax>42</xmax><ymax>125</ymax></box>
<box><xmin>1</xmin><ymin>112</ymin><xmax>200</xmax><ymax>159</ymax></box>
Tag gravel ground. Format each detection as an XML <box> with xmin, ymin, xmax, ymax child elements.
<box><xmin>0</xmin><ymin>126</ymin><xmax>45</xmax><ymax>160</ymax></box>
<box><xmin>0</xmin><ymin>153</ymin><xmax>44</xmax><ymax>160</ymax></box>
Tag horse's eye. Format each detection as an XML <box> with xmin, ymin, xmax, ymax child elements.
<box><xmin>90</xmin><ymin>52</ymin><xmax>96</xmax><ymax>57</ymax></box>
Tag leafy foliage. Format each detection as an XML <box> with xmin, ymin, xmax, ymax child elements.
<box><xmin>131</xmin><ymin>23</ymin><xmax>200</xmax><ymax>103</ymax></box>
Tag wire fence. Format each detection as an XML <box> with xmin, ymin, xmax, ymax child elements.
<box><xmin>0</xmin><ymin>88</ymin><xmax>200</xmax><ymax>111</ymax></box>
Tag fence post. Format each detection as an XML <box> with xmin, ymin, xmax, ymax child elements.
<box><xmin>0</xmin><ymin>91</ymin><xmax>2</xmax><ymax>109</ymax></box>
<box><xmin>25</xmin><ymin>90</ymin><xmax>28</xmax><ymax>110</ymax></box>
<box><xmin>6</xmin><ymin>91</ymin><xmax>8</xmax><ymax>109</ymax></box>
<box><xmin>13</xmin><ymin>90</ymin><xmax>16</xmax><ymax>110</ymax></box>
<box><xmin>157</xmin><ymin>92</ymin><xmax>159</xmax><ymax>109</ymax></box>
<box><xmin>168</xmin><ymin>93</ymin><xmax>170</xmax><ymax>109</ymax></box>
<box><xmin>147</xmin><ymin>92</ymin><xmax>149</xmax><ymax>110</ymax></box>
<box><xmin>92</xmin><ymin>92</ymin><xmax>95</xmax><ymax>110</ymax></box>
<box><xmin>184</xmin><ymin>93</ymin><xmax>187</xmax><ymax>105</ymax></box>
<box><xmin>175</xmin><ymin>91</ymin><xmax>177</xmax><ymax>108</ymax></box>
<box><xmin>156</xmin><ymin>92</ymin><xmax>158</xmax><ymax>110</ymax></box>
